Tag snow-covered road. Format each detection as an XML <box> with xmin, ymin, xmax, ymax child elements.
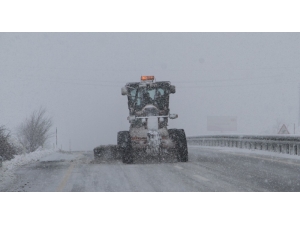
<box><xmin>1</xmin><ymin>146</ymin><xmax>300</xmax><ymax>191</ymax></box>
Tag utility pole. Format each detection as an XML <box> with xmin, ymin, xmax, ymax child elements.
<box><xmin>56</xmin><ymin>127</ymin><xmax>57</xmax><ymax>148</ymax></box>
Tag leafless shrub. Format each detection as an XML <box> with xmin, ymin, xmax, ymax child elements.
<box><xmin>0</xmin><ymin>126</ymin><xmax>16</xmax><ymax>160</ymax></box>
<box><xmin>17</xmin><ymin>107</ymin><xmax>53</xmax><ymax>153</ymax></box>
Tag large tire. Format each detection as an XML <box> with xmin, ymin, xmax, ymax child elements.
<box><xmin>117</xmin><ymin>131</ymin><xmax>133</xmax><ymax>164</ymax></box>
<box><xmin>168</xmin><ymin>129</ymin><xmax>188</xmax><ymax>162</ymax></box>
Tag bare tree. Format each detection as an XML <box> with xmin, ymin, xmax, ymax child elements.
<box><xmin>17</xmin><ymin>107</ymin><xmax>53</xmax><ymax>153</ymax></box>
<box><xmin>0</xmin><ymin>126</ymin><xmax>16</xmax><ymax>160</ymax></box>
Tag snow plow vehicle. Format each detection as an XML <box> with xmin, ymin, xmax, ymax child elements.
<box><xmin>117</xmin><ymin>76</ymin><xmax>188</xmax><ymax>164</ymax></box>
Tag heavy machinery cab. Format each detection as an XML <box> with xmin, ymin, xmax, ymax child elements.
<box><xmin>122</xmin><ymin>76</ymin><xmax>176</xmax><ymax>129</ymax></box>
<box><xmin>126</xmin><ymin>81</ymin><xmax>172</xmax><ymax>113</ymax></box>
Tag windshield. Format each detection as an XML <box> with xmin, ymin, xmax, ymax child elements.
<box><xmin>129</xmin><ymin>86</ymin><xmax>168</xmax><ymax>110</ymax></box>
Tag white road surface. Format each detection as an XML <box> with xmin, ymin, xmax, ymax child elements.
<box><xmin>1</xmin><ymin>146</ymin><xmax>300</xmax><ymax>191</ymax></box>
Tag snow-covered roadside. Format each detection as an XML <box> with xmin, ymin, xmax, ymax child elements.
<box><xmin>188</xmin><ymin>145</ymin><xmax>300</xmax><ymax>161</ymax></box>
<box><xmin>0</xmin><ymin>147</ymin><xmax>59</xmax><ymax>190</ymax></box>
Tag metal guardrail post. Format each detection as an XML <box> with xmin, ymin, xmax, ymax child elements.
<box><xmin>289</xmin><ymin>144</ymin><xmax>292</xmax><ymax>154</ymax></box>
<box><xmin>294</xmin><ymin>144</ymin><xmax>298</xmax><ymax>155</ymax></box>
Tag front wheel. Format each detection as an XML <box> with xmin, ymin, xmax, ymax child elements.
<box><xmin>168</xmin><ymin>129</ymin><xmax>188</xmax><ymax>162</ymax></box>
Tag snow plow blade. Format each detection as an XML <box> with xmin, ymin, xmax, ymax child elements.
<box><xmin>93</xmin><ymin>145</ymin><xmax>120</xmax><ymax>161</ymax></box>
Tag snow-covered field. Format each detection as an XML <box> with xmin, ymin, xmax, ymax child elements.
<box><xmin>189</xmin><ymin>145</ymin><xmax>300</xmax><ymax>160</ymax></box>
<box><xmin>0</xmin><ymin>147</ymin><xmax>59</xmax><ymax>190</ymax></box>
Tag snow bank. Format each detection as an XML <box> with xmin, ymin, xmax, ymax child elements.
<box><xmin>1</xmin><ymin>147</ymin><xmax>59</xmax><ymax>171</ymax></box>
<box><xmin>0</xmin><ymin>147</ymin><xmax>59</xmax><ymax>190</ymax></box>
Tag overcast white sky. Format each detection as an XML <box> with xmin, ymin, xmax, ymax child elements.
<box><xmin>1</xmin><ymin>32</ymin><xmax>300</xmax><ymax>150</ymax></box>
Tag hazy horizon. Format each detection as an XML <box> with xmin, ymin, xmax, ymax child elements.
<box><xmin>1</xmin><ymin>33</ymin><xmax>300</xmax><ymax>150</ymax></box>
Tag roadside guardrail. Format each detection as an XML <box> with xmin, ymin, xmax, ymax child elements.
<box><xmin>187</xmin><ymin>135</ymin><xmax>300</xmax><ymax>156</ymax></box>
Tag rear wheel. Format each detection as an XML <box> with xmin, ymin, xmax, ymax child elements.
<box><xmin>168</xmin><ymin>129</ymin><xmax>188</xmax><ymax>162</ymax></box>
<box><xmin>117</xmin><ymin>131</ymin><xmax>133</xmax><ymax>164</ymax></box>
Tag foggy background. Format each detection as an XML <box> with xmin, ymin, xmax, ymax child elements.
<box><xmin>1</xmin><ymin>32</ymin><xmax>300</xmax><ymax>150</ymax></box>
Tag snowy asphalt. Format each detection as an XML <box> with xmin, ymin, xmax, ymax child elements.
<box><xmin>1</xmin><ymin>146</ymin><xmax>300</xmax><ymax>192</ymax></box>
